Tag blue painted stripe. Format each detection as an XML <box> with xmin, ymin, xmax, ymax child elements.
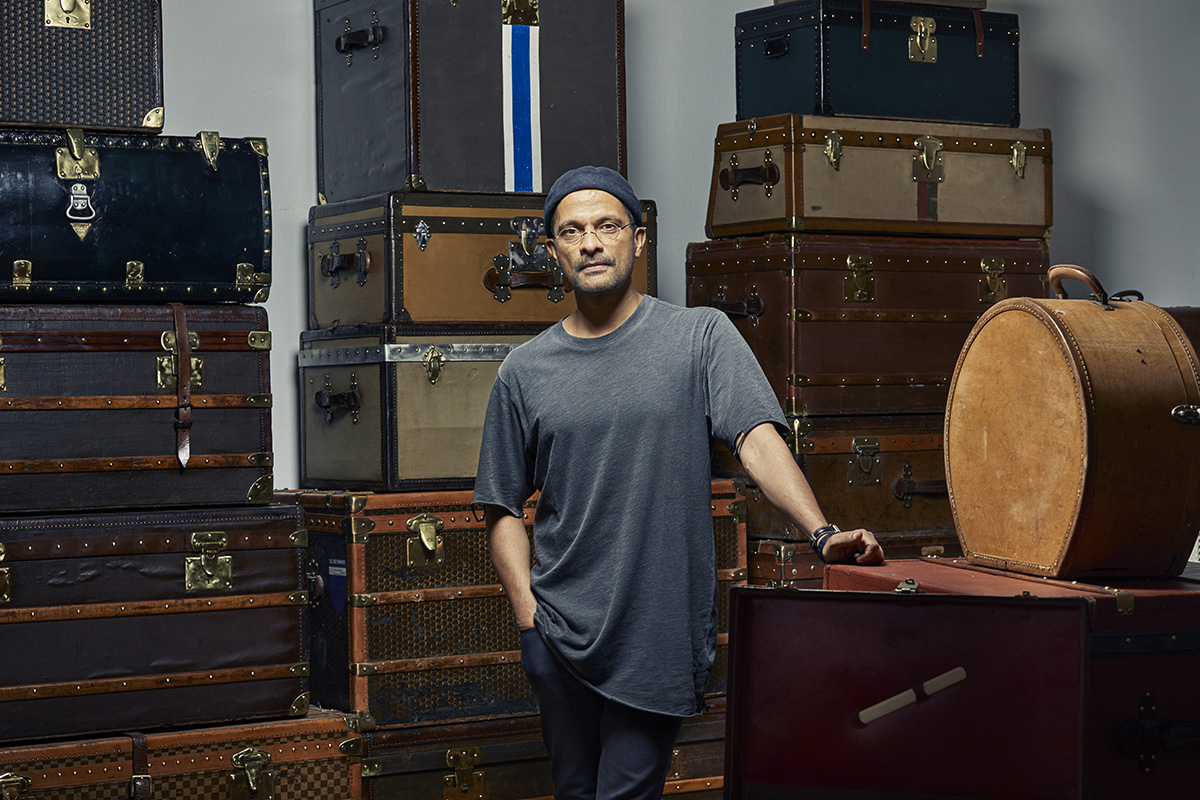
<box><xmin>510</xmin><ymin>25</ymin><xmax>534</xmax><ymax>192</ymax></box>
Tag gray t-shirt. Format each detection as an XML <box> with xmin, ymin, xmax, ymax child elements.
<box><xmin>473</xmin><ymin>296</ymin><xmax>786</xmax><ymax>716</ymax></box>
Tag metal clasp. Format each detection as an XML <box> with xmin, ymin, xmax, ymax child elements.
<box><xmin>912</xmin><ymin>135</ymin><xmax>945</xmax><ymax>183</ymax></box>
<box><xmin>56</xmin><ymin>128</ymin><xmax>99</xmax><ymax>180</ymax></box>
<box><xmin>1010</xmin><ymin>141</ymin><xmax>1027</xmax><ymax>179</ymax></box>
<box><xmin>126</xmin><ymin>261</ymin><xmax>145</xmax><ymax>290</ymax></box>
<box><xmin>894</xmin><ymin>578</ymin><xmax>921</xmax><ymax>593</ymax></box>
<box><xmin>406</xmin><ymin>513</ymin><xmax>446</xmax><ymax>570</ymax></box>
<box><xmin>423</xmin><ymin>345</ymin><xmax>445</xmax><ymax>385</ymax></box>
<box><xmin>444</xmin><ymin>748</ymin><xmax>486</xmax><ymax>800</ymax></box>
<box><xmin>45</xmin><ymin>0</ymin><xmax>90</xmax><ymax>29</ymax></box>
<box><xmin>197</xmin><ymin>131</ymin><xmax>223</xmax><ymax>171</ymax></box>
<box><xmin>824</xmin><ymin>131</ymin><xmax>843</xmax><ymax>170</ymax></box>
<box><xmin>186</xmin><ymin>531</ymin><xmax>231</xmax><ymax>591</ymax></box>
<box><xmin>908</xmin><ymin>16</ymin><xmax>937</xmax><ymax>63</ymax></box>
<box><xmin>0</xmin><ymin>773</ymin><xmax>31</xmax><ymax>800</ymax></box>
<box><xmin>158</xmin><ymin>331</ymin><xmax>204</xmax><ymax>391</ymax></box>
<box><xmin>12</xmin><ymin>261</ymin><xmax>31</xmax><ymax>290</ymax></box>
<box><xmin>502</xmin><ymin>0</ymin><xmax>539</xmax><ymax>26</ymax></box>
<box><xmin>979</xmin><ymin>259</ymin><xmax>1007</xmax><ymax>304</ymax></box>
<box><xmin>848</xmin><ymin>437</ymin><xmax>881</xmax><ymax>486</ymax></box>
<box><xmin>230</xmin><ymin>748</ymin><xmax>274</xmax><ymax>800</ymax></box>
<box><xmin>844</xmin><ymin>255</ymin><xmax>875</xmax><ymax>303</ymax></box>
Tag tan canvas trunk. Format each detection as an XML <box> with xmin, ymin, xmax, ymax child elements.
<box><xmin>0</xmin><ymin>709</ymin><xmax>361</xmax><ymax>799</ymax></box>
<box><xmin>946</xmin><ymin>266</ymin><xmax>1200</xmax><ymax>578</ymax></box>
<box><xmin>299</xmin><ymin>325</ymin><xmax>540</xmax><ymax>491</ymax></box>
<box><xmin>706</xmin><ymin>113</ymin><xmax>1052</xmax><ymax>239</ymax></box>
<box><xmin>307</xmin><ymin>191</ymin><xmax>657</xmax><ymax>330</ymax></box>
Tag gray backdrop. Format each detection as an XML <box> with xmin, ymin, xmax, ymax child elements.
<box><xmin>160</xmin><ymin>1</ymin><xmax>1200</xmax><ymax>491</ymax></box>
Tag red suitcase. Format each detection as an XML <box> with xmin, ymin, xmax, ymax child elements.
<box><xmin>725</xmin><ymin>559</ymin><xmax>1200</xmax><ymax>799</ymax></box>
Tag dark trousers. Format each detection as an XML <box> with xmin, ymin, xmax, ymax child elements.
<box><xmin>520</xmin><ymin>627</ymin><xmax>684</xmax><ymax>800</ymax></box>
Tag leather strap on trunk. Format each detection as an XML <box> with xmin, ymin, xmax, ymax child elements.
<box><xmin>170</xmin><ymin>303</ymin><xmax>193</xmax><ymax>469</ymax></box>
<box><xmin>128</xmin><ymin>731</ymin><xmax>151</xmax><ymax>800</ymax></box>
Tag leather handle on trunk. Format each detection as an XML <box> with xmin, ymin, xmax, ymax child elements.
<box><xmin>483</xmin><ymin>264</ymin><xmax>570</xmax><ymax>304</ymax></box>
<box><xmin>719</xmin><ymin>161</ymin><xmax>780</xmax><ymax>191</ymax></box>
<box><xmin>170</xmin><ymin>303</ymin><xmax>192</xmax><ymax>470</ymax></box>
<box><xmin>891</xmin><ymin>463</ymin><xmax>948</xmax><ymax>509</ymax></box>
<box><xmin>335</xmin><ymin>25</ymin><xmax>384</xmax><ymax>54</ymax></box>
<box><xmin>709</xmin><ymin>294</ymin><xmax>766</xmax><ymax>320</ymax></box>
<box><xmin>321</xmin><ymin>247</ymin><xmax>370</xmax><ymax>288</ymax></box>
<box><xmin>1048</xmin><ymin>264</ymin><xmax>1110</xmax><ymax>304</ymax></box>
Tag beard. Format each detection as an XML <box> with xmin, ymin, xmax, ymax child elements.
<box><xmin>561</xmin><ymin>254</ymin><xmax>633</xmax><ymax>295</ymax></box>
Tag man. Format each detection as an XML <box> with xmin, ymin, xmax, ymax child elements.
<box><xmin>474</xmin><ymin>166</ymin><xmax>884</xmax><ymax>800</ymax></box>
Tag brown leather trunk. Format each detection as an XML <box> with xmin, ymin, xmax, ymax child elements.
<box><xmin>0</xmin><ymin>709</ymin><xmax>360</xmax><ymax>799</ymax></box>
<box><xmin>706</xmin><ymin>113</ymin><xmax>1052</xmax><ymax>239</ymax></box>
<box><xmin>359</xmin><ymin>698</ymin><xmax>727</xmax><ymax>800</ymax></box>
<box><xmin>298</xmin><ymin>325</ymin><xmax>542</xmax><ymax>491</ymax></box>
<box><xmin>0</xmin><ymin>304</ymin><xmax>273</xmax><ymax>513</ymax></box>
<box><xmin>0</xmin><ymin>504</ymin><xmax>309</xmax><ymax>744</ymax></box>
<box><xmin>946</xmin><ymin>266</ymin><xmax>1200</xmax><ymax>578</ymax></box>
<box><xmin>307</xmin><ymin>192</ymin><xmax>657</xmax><ymax>330</ymax></box>
<box><xmin>686</xmin><ymin>233</ymin><xmax>1049</xmax><ymax>416</ymax></box>
<box><xmin>275</xmin><ymin>481</ymin><xmax>745</xmax><ymax>731</ymax></box>
<box><xmin>748</xmin><ymin>531</ymin><xmax>962</xmax><ymax>590</ymax></box>
<box><xmin>805</xmin><ymin>559</ymin><xmax>1200</xmax><ymax>799</ymax></box>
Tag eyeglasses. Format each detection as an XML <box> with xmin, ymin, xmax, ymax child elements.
<box><xmin>552</xmin><ymin>221</ymin><xmax>635</xmax><ymax>246</ymax></box>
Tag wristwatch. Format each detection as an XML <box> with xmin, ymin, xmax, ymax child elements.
<box><xmin>809</xmin><ymin>523</ymin><xmax>841</xmax><ymax>562</ymax></box>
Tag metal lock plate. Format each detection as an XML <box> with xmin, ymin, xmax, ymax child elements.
<box><xmin>979</xmin><ymin>259</ymin><xmax>1007</xmax><ymax>304</ymax></box>
<box><xmin>0</xmin><ymin>568</ymin><xmax>10</xmax><ymax>604</ymax></box>
<box><xmin>1010</xmin><ymin>141</ymin><xmax>1027</xmax><ymax>179</ymax></box>
<box><xmin>848</xmin><ymin>437</ymin><xmax>881</xmax><ymax>486</ymax></box>
<box><xmin>824</xmin><ymin>131</ymin><xmax>843</xmax><ymax>170</ymax></box>
<box><xmin>12</xmin><ymin>261</ymin><xmax>32</xmax><ymax>290</ymax></box>
<box><xmin>406</xmin><ymin>513</ymin><xmax>446</xmax><ymax>570</ymax></box>
<box><xmin>443</xmin><ymin>748</ymin><xmax>486</xmax><ymax>800</ymax></box>
<box><xmin>56</xmin><ymin>129</ymin><xmax>99</xmax><ymax>180</ymax></box>
<box><xmin>908</xmin><ymin>16</ymin><xmax>937</xmax><ymax>62</ymax></box>
<box><xmin>126</xmin><ymin>261</ymin><xmax>145</xmax><ymax>290</ymax></box>
<box><xmin>157</xmin><ymin>356</ymin><xmax>204</xmax><ymax>391</ymax></box>
<box><xmin>230</xmin><ymin>748</ymin><xmax>274</xmax><ymax>800</ymax></box>
<box><xmin>844</xmin><ymin>255</ymin><xmax>875</xmax><ymax>302</ymax></box>
<box><xmin>423</xmin><ymin>345</ymin><xmax>445</xmax><ymax>385</ymax></box>
<box><xmin>502</xmin><ymin>0</ymin><xmax>539</xmax><ymax>26</ymax></box>
<box><xmin>185</xmin><ymin>531</ymin><xmax>232</xmax><ymax>591</ymax></box>
<box><xmin>0</xmin><ymin>358</ymin><xmax>6</xmax><ymax>392</ymax></box>
<box><xmin>0</xmin><ymin>773</ymin><xmax>31</xmax><ymax>800</ymax></box>
<box><xmin>912</xmin><ymin>135</ymin><xmax>944</xmax><ymax>183</ymax></box>
<box><xmin>197</xmin><ymin>131</ymin><xmax>223</xmax><ymax>171</ymax></box>
<box><xmin>45</xmin><ymin>0</ymin><xmax>90</xmax><ymax>29</ymax></box>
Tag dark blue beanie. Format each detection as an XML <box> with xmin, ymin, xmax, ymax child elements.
<box><xmin>544</xmin><ymin>166</ymin><xmax>641</xmax><ymax>233</ymax></box>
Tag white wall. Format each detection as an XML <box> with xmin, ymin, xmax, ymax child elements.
<box><xmin>162</xmin><ymin>0</ymin><xmax>1198</xmax><ymax>490</ymax></box>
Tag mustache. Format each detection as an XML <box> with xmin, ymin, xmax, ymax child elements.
<box><xmin>570</xmin><ymin>256</ymin><xmax>616</xmax><ymax>269</ymax></box>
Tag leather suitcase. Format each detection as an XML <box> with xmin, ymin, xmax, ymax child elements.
<box><xmin>0</xmin><ymin>709</ymin><xmax>360</xmax><ymax>799</ymax></box>
<box><xmin>0</xmin><ymin>304</ymin><xmax>273</xmax><ymax>513</ymax></box>
<box><xmin>789</xmin><ymin>558</ymin><xmax>1200</xmax><ymax>799</ymax></box>
<box><xmin>307</xmin><ymin>191</ymin><xmax>656</xmax><ymax>330</ymax></box>
<box><xmin>737</xmin><ymin>0</ymin><xmax>1019</xmax><ymax>126</ymax></box>
<box><xmin>360</xmin><ymin>699</ymin><xmax>726</xmax><ymax>800</ymax></box>
<box><xmin>1</xmin><ymin>1</ymin><xmax>165</xmax><ymax>134</ymax></box>
<box><xmin>0</xmin><ymin>504</ymin><xmax>309</xmax><ymax>743</ymax></box>
<box><xmin>315</xmin><ymin>0</ymin><xmax>626</xmax><ymax>203</ymax></box>
<box><xmin>723</xmin><ymin>414</ymin><xmax>956</xmax><ymax>538</ymax></box>
<box><xmin>687</xmin><ymin>233</ymin><xmax>1049</xmax><ymax>416</ymax></box>
<box><xmin>0</xmin><ymin>129</ymin><xmax>271</xmax><ymax>304</ymax></box>
<box><xmin>946</xmin><ymin>266</ymin><xmax>1200</xmax><ymax>578</ymax></box>
<box><xmin>706</xmin><ymin>114</ymin><xmax>1051</xmax><ymax>239</ymax></box>
<box><xmin>274</xmin><ymin>480</ymin><xmax>746</xmax><ymax>731</ymax></box>
<box><xmin>298</xmin><ymin>326</ymin><xmax>540</xmax><ymax>491</ymax></box>
<box><xmin>748</xmin><ymin>530</ymin><xmax>962</xmax><ymax>589</ymax></box>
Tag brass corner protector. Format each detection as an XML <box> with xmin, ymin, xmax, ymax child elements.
<box><xmin>289</xmin><ymin>528</ymin><xmax>309</xmax><ymax>547</ymax></box>
<box><xmin>247</xmin><ymin>475</ymin><xmax>274</xmax><ymax>504</ymax></box>
<box><xmin>345</xmin><ymin>494</ymin><xmax>369</xmax><ymax>515</ymax></box>
<box><xmin>143</xmin><ymin>107</ymin><xmax>164</xmax><ymax>129</ymax></box>
<box><xmin>289</xmin><ymin>691</ymin><xmax>310</xmax><ymax>716</ymax></box>
<box><xmin>361</xmin><ymin>759</ymin><xmax>383</xmax><ymax>778</ymax></box>
<box><xmin>248</xmin><ymin>331</ymin><xmax>272</xmax><ymax>350</ymax></box>
<box><xmin>247</xmin><ymin>138</ymin><xmax>269</xmax><ymax>157</ymax></box>
<box><xmin>339</xmin><ymin>737</ymin><xmax>364</xmax><ymax>758</ymax></box>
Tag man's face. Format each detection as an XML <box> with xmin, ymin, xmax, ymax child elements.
<box><xmin>546</xmin><ymin>189</ymin><xmax>645</xmax><ymax>296</ymax></box>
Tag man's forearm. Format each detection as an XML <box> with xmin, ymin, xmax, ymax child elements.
<box><xmin>484</xmin><ymin>505</ymin><xmax>538</xmax><ymax>630</ymax></box>
<box><xmin>737</xmin><ymin>422</ymin><xmax>830</xmax><ymax>539</ymax></box>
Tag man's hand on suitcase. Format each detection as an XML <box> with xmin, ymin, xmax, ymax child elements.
<box><xmin>821</xmin><ymin>528</ymin><xmax>885</xmax><ymax>565</ymax></box>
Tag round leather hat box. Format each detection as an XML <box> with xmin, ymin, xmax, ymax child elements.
<box><xmin>944</xmin><ymin>265</ymin><xmax>1200</xmax><ymax>578</ymax></box>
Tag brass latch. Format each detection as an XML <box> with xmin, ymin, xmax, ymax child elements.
<box><xmin>45</xmin><ymin>0</ymin><xmax>90</xmax><ymax>29</ymax></box>
<box><xmin>406</xmin><ymin>513</ymin><xmax>446</xmax><ymax>570</ymax></box>
<box><xmin>185</xmin><ymin>531</ymin><xmax>232</xmax><ymax>591</ymax></box>
<box><xmin>158</xmin><ymin>331</ymin><xmax>204</xmax><ymax>391</ymax></box>
<box><xmin>443</xmin><ymin>748</ymin><xmax>486</xmax><ymax>800</ymax></box>
<box><xmin>0</xmin><ymin>773</ymin><xmax>31</xmax><ymax>800</ymax></box>
<box><xmin>894</xmin><ymin>578</ymin><xmax>921</xmax><ymax>593</ymax></box>
<box><xmin>237</xmin><ymin>263</ymin><xmax>272</xmax><ymax>302</ymax></box>
<box><xmin>912</xmin><ymin>135</ymin><xmax>944</xmax><ymax>183</ymax></box>
<box><xmin>423</xmin><ymin>345</ymin><xmax>445</xmax><ymax>385</ymax></box>
<box><xmin>848</xmin><ymin>437</ymin><xmax>881</xmax><ymax>486</ymax></box>
<box><xmin>0</xmin><ymin>358</ymin><xmax>6</xmax><ymax>392</ymax></box>
<box><xmin>230</xmin><ymin>748</ymin><xmax>274</xmax><ymax>800</ymax></box>
<box><xmin>126</xmin><ymin>261</ymin><xmax>145</xmax><ymax>290</ymax></box>
<box><xmin>844</xmin><ymin>255</ymin><xmax>875</xmax><ymax>302</ymax></box>
<box><xmin>667</xmin><ymin>748</ymin><xmax>682</xmax><ymax>780</ymax></box>
<box><xmin>0</xmin><ymin>567</ymin><xmax>10</xmax><ymax>604</ymax></box>
<box><xmin>787</xmin><ymin>415</ymin><xmax>814</xmax><ymax>456</ymax></box>
<box><xmin>908</xmin><ymin>16</ymin><xmax>937</xmax><ymax>63</ymax></box>
<box><xmin>11</xmin><ymin>261</ymin><xmax>30</xmax><ymax>290</ymax></box>
<box><xmin>198</xmin><ymin>131</ymin><xmax>223</xmax><ymax>171</ymax></box>
<box><xmin>979</xmin><ymin>259</ymin><xmax>1007</xmax><ymax>304</ymax></box>
<box><xmin>824</xmin><ymin>131</ymin><xmax>843</xmax><ymax>170</ymax></box>
<box><xmin>56</xmin><ymin>128</ymin><xmax>99</xmax><ymax>180</ymax></box>
<box><xmin>1010</xmin><ymin>141</ymin><xmax>1027</xmax><ymax>179</ymax></box>
<box><xmin>501</xmin><ymin>0</ymin><xmax>539</xmax><ymax>26</ymax></box>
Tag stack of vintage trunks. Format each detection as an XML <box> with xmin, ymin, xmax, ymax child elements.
<box><xmin>274</xmin><ymin>1</ymin><xmax>737</xmax><ymax>797</ymax></box>
<box><xmin>685</xmin><ymin>0</ymin><xmax>1054</xmax><ymax>589</ymax></box>
<box><xmin>0</xmin><ymin>2</ymin><xmax>365</xmax><ymax>797</ymax></box>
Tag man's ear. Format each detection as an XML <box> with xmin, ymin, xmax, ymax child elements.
<box><xmin>634</xmin><ymin>226</ymin><xmax>647</xmax><ymax>258</ymax></box>
<box><xmin>545</xmin><ymin>237</ymin><xmax>558</xmax><ymax>263</ymax></box>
